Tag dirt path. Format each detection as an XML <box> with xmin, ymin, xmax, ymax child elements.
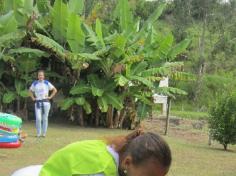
<box><xmin>142</xmin><ymin>117</ymin><xmax>209</xmax><ymax>144</ymax></box>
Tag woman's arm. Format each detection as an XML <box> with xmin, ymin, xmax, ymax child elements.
<box><xmin>48</xmin><ymin>87</ymin><xmax>57</xmax><ymax>100</ymax></box>
<box><xmin>29</xmin><ymin>90</ymin><xmax>36</xmax><ymax>101</ymax></box>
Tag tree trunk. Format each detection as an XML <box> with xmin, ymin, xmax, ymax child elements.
<box><xmin>208</xmin><ymin>133</ymin><xmax>212</xmax><ymax>146</ymax></box>
<box><xmin>22</xmin><ymin>99</ymin><xmax>28</xmax><ymax>120</ymax></box>
<box><xmin>113</xmin><ymin>110</ymin><xmax>120</xmax><ymax>128</ymax></box>
<box><xmin>95</xmin><ymin>105</ymin><xmax>100</xmax><ymax>127</ymax></box>
<box><xmin>70</xmin><ymin>106</ymin><xmax>74</xmax><ymax>121</ymax></box>
<box><xmin>106</xmin><ymin>105</ymin><xmax>113</xmax><ymax>128</ymax></box>
<box><xmin>78</xmin><ymin>106</ymin><xmax>84</xmax><ymax>126</ymax></box>
<box><xmin>194</xmin><ymin>16</ymin><xmax>207</xmax><ymax>103</ymax></box>
<box><xmin>149</xmin><ymin>106</ymin><xmax>153</xmax><ymax>120</ymax></box>
<box><xmin>223</xmin><ymin>143</ymin><xmax>227</xmax><ymax>150</ymax></box>
<box><xmin>119</xmin><ymin>109</ymin><xmax>126</xmax><ymax>129</ymax></box>
<box><xmin>17</xmin><ymin>96</ymin><xmax>21</xmax><ymax>113</ymax></box>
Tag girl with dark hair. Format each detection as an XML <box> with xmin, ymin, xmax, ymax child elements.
<box><xmin>29</xmin><ymin>70</ymin><xmax>57</xmax><ymax>137</ymax></box>
<box><xmin>11</xmin><ymin>130</ymin><xmax>172</xmax><ymax>176</ymax></box>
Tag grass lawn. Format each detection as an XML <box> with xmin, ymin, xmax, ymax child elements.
<box><xmin>171</xmin><ymin>110</ymin><xmax>209</xmax><ymax>120</ymax></box>
<box><xmin>153</xmin><ymin>103</ymin><xmax>209</xmax><ymax>120</ymax></box>
<box><xmin>1</xmin><ymin>122</ymin><xmax>236</xmax><ymax>176</ymax></box>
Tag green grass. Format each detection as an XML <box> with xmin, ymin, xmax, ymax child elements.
<box><xmin>168</xmin><ymin>137</ymin><xmax>236</xmax><ymax>176</ymax></box>
<box><xmin>171</xmin><ymin>110</ymin><xmax>209</xmax><ymax>120</ymax></box>
<box><xmin>154</xmin><ymin>108</ymin><xmax>209</xmax><ymax>120</ymax></box>
<box><xmin>153</xmin><ymin>102</ymin><xmax>209</xmax><ymax>120</ymax></box>
<box><xmin>1</xmin><ymin>122</ymin><xmax>236</xmax><ymax>176</ymax></box>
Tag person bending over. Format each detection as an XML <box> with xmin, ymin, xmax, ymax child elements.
<box><xmin>12</xmin><ymin>130</ymin><xmax>171</xmax><ymax>176</ymax></box>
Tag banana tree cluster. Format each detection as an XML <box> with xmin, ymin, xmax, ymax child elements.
<box><xmin>0</xmin><ymin>0</ymin><xmax>50</xmax><ymax>113</ymax></box>
<box><xmin>0</xmin><ymin>0</ymin><xmax>191</xmax><ymax>127</ymax></box>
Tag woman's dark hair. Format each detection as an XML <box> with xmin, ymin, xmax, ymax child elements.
<box><xmin>125</xmin><ymin>132</ymin><xmax>172</xmax><ymax>168</ymax></box>
<box><xmin>106</xmin><ymin>130</ymin><xmax>172</xmax><ymax>169</ymax></box>
<box><xmin>37</xmin><ymin>69</ymin><xmax>45</xmax><ymax>74</ymax></box>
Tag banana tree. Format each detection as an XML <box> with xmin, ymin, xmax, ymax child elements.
<box><xmin>60</xmin><ymin>74</ymin><xmax>123</xmax><ymax>127</ymax></box>
<box><xmin>0</xmin><ymin>3</ymin><xmax>48</xmax><ymax>115</ymax></box>
<box><xmin>0</xmin><ymin>0</ymin><xmax>192</xmax><ymax>128</ymax></box>
<box><xmin>58</xmin><ymin>0</ymin><xmax>191</xmax><ymax>127</ymax></box>
<box><xmin>0</xmin><ymin>10</ymin><xmax>24</xmax><ymax>111</ymax></box>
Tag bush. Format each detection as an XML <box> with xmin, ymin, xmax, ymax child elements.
<box><xmin>209</xmin><ymin>92</ymin><xmax>236</xmax><ymax>150</ymax></box>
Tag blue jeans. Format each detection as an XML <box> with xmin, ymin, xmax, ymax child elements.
<box><xmin>35</xmin><ymin>102</ymin><xmax>51</xmax><ymax>136</ymax></box>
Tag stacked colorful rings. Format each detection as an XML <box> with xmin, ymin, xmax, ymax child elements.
<box><xmin>0</xmin><ymin>113</ymin><xmax>22</xmax><ymax>148</ymax></box>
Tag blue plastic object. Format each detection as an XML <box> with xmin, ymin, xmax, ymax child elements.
<box><xmin>0</xmin><ymin>135</ymin><xmax>19</xmax><ymax>143</ymax></box>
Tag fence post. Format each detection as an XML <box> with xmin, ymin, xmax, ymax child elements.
<box><xmin>164</xmin><ymin>97</ymin><xmax>171</xmax><ymax>135</ymax></box>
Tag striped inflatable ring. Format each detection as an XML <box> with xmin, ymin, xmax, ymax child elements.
<box><xmin>0</xmin><ymin>135</ymin><xmax>19</xmax><ymax>143</ymax></box>
<box><xmin>0</xmin><ymin>125</ymin><xmax>12</xmax><ymax>132</ymax></box>
<box><xmin>0</xmin><ymin>126</ymin><xmax>20</xmax><ymax>133</ymax></box>
<box><xmin>0</xmin><ymin>140</ymin><xmax>21</xmax><ymax>148</ymax></box>
<box><xmin>0</xmin><ymin>129</ymin><xmax>19</xmax><ymax>135</ymax></box>
<box><xmin>0</xmin><ymin>113</ymin><xmax>22</xmax><ymax>129</ymax></box>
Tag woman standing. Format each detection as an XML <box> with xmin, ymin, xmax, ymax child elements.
<box><xmin>29</xmin><ymin>70</ymin><xmax>57</xmax><ymax>137</ymax></box>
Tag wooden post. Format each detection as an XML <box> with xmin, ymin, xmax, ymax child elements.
<box><xmin>95</xmin><ymin>105</ymin><xmax>100</xmax><ymax>127</ymax></box>
<box><xmin>164</xmin><ymin>97</ymin><xmax>171</xmax><ymax>135</ymax></box>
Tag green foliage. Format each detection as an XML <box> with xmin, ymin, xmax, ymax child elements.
<box><xmin>2</xmin><ymin>0</ymin><xmax>34</xmax><ymax>27</ymax></box>
<box><xmin>8</xmin><ymin>47</ymin><xmax>48</xmax><ymax>57</ymax></box>
<box><xmin>70</xmin><ymin>83</ymin><xmax>91</xmax><ymax>95</ymax></box>
<box><xmin>168</xmin><ymin>39</ymin><xmax>191</xmax><ymax>60</ymax></box>
<box><xmin>36</xmin><ymin>0</ymin><xmax>50</xmax><ymax>14</ymax></box>
<box><xmin>0</xmin><ymin>31</ymin><xmax>25</xmax><ymax>46</ymax></box>
<box><xmin>136</xmin><ymin>2</ymin><xmax>166</xmax><ymax>39</ymax></box>
<box><xmin>0</xmin><ymin>11</ymin><xmax>17</xmax><ymax>35</ymax></box>
<box><xmin>69</xmin><ymin>0</ymin><xmax>84</xmax><ymax>15</ymax></box>
<box><xmin>137</xmin><ymin>102</ymin><xmax>151</xmax><ymax>120</ymax></box>
<box><xmin>83</xmin><ymin>23</ymin><xmax>100</xmax><ymax>48</ymax></box>
<box><xmin>97</xmin><ymin>97</ymin><xmax>108</xmax><ymax>112</ymax></box>
<box><xmin>75</xmin><ymin>97</ymin><xmax>86</xmax><ymax>106</ymax></box>
<box><xmin>0</xmin><ymin>0</ymin><xmax>191</xmax><ymax>127</ymax></box>
<box><xmin>115</xmin><ymin>0</ymin><xmax>134</xmax><ymax>34</ymax></box>
<box><xmin>209</xmin><ymin>93</ymin><xmax>236</xmax><ymax>150</ymax></box>
<box><xmin>95</xmin><ymin>18</ymin><xmax>105</xmax><ymax>48</ymax></box>
<box><xmin>103</xmin><ymin>92</ymin><xmax>123</xmax><ymax>110</ymax></box>
<box><xmin>115</xmin><ymin>74</ymin><xmax>129</xmax><ymax>86</ymax></box>
<box><xmin>51</xmin><ymin>0</ymin><xmax>69</xmax><ymax>43</ymax></box>
<box><xmin>32</xmin><ymin>33</ymin><xmax>67</xmax><ymax>61</ymax></box>
<box><xmin>83</xmin><ymin>101</ymin><xmax>92</xmax><ymax>114</ymax></box>
<box><xmin>67</xmin><ymin>13</ymin><xmax>85</xmax><ymax>53</ymax></box>
<box><xmin>2</xmin><ymin>91</ymin><xmax>16</xmax><ymax>104</ymax></box>
<box><xmin>166</xmin><ymin>0</ymin><xmax>236</xmax><ymax>110</ymax></box>
<box><xmin>155</xmin><ymin>87</ymin><xmax>187</xmax><ymax>99</ymax></box>
<box><xmin>60</xmin><ymin>98</ymin><xmax>74</xmax><ymax>110</ymax></box>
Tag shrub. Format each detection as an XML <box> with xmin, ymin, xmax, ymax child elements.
<box><xmin>209</xmin><ymin>92</ymin><xmax>236</xmax><ymax>150</ymax></box>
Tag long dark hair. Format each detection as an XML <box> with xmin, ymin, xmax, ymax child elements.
<box><xmin>105</xmin><ymin>130</ymin><xmax>172</xmax><ymax>175</ymax></box>
<box><xmin>37</xmin><ymin>69</ymin><xmax>45</xmax><ymax>75</ymax></box>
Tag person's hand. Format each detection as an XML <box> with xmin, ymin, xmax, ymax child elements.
<box><xmin>32</xmin><ymin>97</ymin><xmax>36</xmax><ymax>101</ymax></box>
<box><xmin>47</xmin><ymin>96</ymin><xmax>52</xmax><ymax>100</ymax></box>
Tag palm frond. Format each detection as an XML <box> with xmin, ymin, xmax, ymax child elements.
<box><xmin>168</xmin><ymin>39</ymin><xmax>191</xmax><ymax>60</ymax></box>
<box><xmin>32</xmin><ymin>33</ymin><xmax>67</xmax><ymax>61</ymax></box>
<box><xmin>155</xmin><ymin>87</ymin><xmax>187</xmax><ymax>99</ymax></box>
<box><xmin>0</xmin><ymin>11</ymin><xmax>17</xmax><ymax>35</ymax></box>
<box><xmin>51</xmin><ymin>0</ymin><xmax>68</xmax><ymax>43</ymax></box>
<box><xmin>170</xmin><ymin>71</ymin><xmax>195</xmax><ymax>81</ymax></box>
<box><xmin>0</xmin><ymin>31</ymin><xmax>25</xmax><ymax>47</ymax></box>
<box><xmin>95</xmin><ymin>18</ymin><xmax>105</xmax><ymax>48</ymax></box>
<box><xmin>67</xmin><ymin>13</ymin><xmax>85</xmax><ymax>53</ymax></box>
<box><xmin>8</xmin><ymin>47</ymin><xmax>48</xmax><ymax>57</ymax></box>
<box><xmin>68</xmin><ymin>0</ymin><xmax>84</xmax><ymax>15</ymax></box>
